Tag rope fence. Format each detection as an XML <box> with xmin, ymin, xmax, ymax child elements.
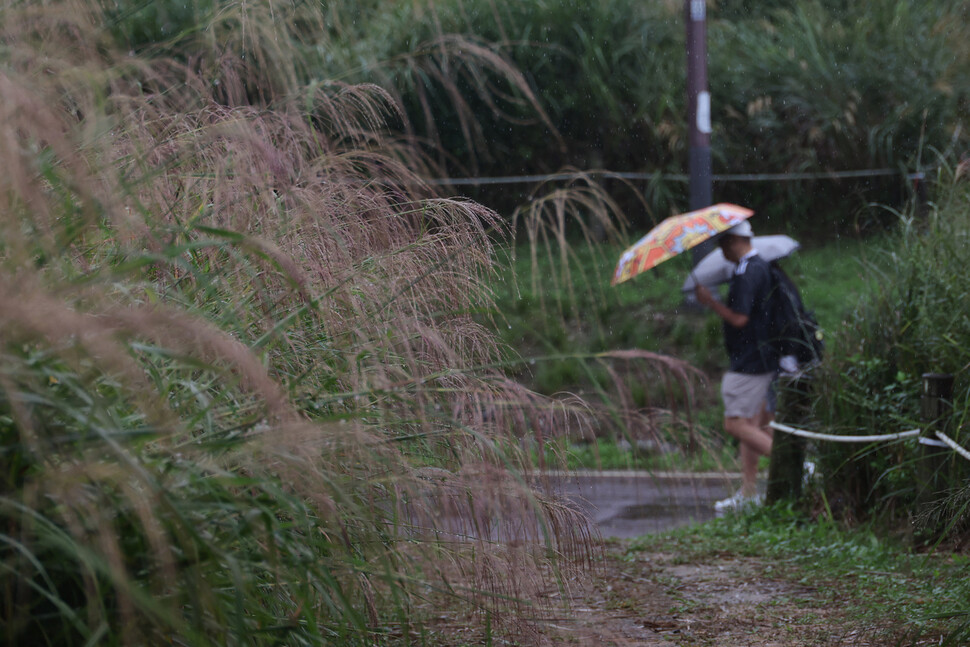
<box><xmin>768</xmin><ymin>421</ymin><xmax>921</xmax><ymax>444</ymax></box>
<box><xmin>769</xmin><ymin>421</ymin><xmax>970</xmax><ymax>463</ymax></box>
<box><xmin>765</xmin><ymin>372</ymin><xmax>969</xmax><ymax>514</ymax></box>
<box><xmin>934</xmin><ymin>430</ymin><xmax>970</xmax><ymax>462</ymax></box>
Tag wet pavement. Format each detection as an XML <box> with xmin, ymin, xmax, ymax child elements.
<box><xmin>542</xmin><ymin>471</ymin><xmax>743</xmax><ymax>539</ymax></box>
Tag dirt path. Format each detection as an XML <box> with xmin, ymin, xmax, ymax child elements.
<box><xmin>532</xmin><ymin>540</ymin><xmax>888</xmax><ymax>646</ymax></box>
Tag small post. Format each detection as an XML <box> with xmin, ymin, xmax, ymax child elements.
<box><xmin>766</xmin><ymin>374</ymin><xmax>811</xmax><ymax>504</ymax></box>
<box><xmin>918</xmin><ymin>372</ymin><xmax>954</xmax><ymax>505</ymax></box>
<box><xmin>912</xmin><ymin>171</ymin><xmax>929</xmax><ymax>220</ymax></box>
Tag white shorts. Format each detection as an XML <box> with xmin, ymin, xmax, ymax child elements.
<box><xmin>721</xmin><ymin>371</ymin><xmax>775</xmax><ymax>419</ymax></box>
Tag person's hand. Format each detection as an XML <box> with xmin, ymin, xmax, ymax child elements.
<box><xmin>695</xmin><ymin>284</ymin><xmax>715</xmax><ymax>308</ymax></box>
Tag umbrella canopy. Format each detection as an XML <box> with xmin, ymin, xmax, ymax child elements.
<box><xmin>681</xmin><ymin>235</ymin><xmax>801</xmax><ymax>292</ymax></box>
<box><xmin>611</xmin><ymin>203</ymin><xmax>754</xmax><ymax>286</ymax></box>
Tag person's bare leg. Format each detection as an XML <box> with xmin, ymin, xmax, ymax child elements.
<box><xmin>724</xmin><ymin>416</ymin><xmax>771</xmax><ymax>454</ymax></box>
<box><xmin>739</xmin><ymin>443</ymin><xmax>760</xmax><ymax>496</ymax></box>
<box><xmin>725</xmin><ymin>415</ymin><xmax>773</xmax><ymax>496</ymax></box>
<box><xmin>758</xmin><ymin>401</ymin><xmax>774</xmax><ymax>434</ymax></box>
<box><xmin>757</xmin><ymin>402</ymin><xmax>775</xmax><ymax>481</ymax></box>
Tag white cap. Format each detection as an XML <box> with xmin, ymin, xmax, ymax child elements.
<box><xmin>726</xmin><ymin>220</ymin><xmax>753</xmax><ymax>238</ymax></box>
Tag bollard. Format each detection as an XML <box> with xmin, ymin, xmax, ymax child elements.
<box><xmin>918</xmin><ymin>373</ymin><xmax>955</xmax><ymax>506</ymax></box>
<box><xmin>766</xmin><ymin>374</ymin><xmax>811</xmax><ymax>504</ymax></box>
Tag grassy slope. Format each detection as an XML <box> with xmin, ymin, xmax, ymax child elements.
<box><xmin>490</xmin><ymin>232</ymin><xmax>880</xmax><ymax>399</ymax></box>
<box><xmin>487</xmin><ymin>230</ymin><xmax>885</xmax><ymax>469</ymax></box>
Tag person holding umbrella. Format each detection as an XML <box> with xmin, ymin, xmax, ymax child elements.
<box><xmin>694</xmin><ymin>220</ymin><xmax>778</xmax><ymax>512</ymax></box>
<box><xmin>611</xmin><ymin>203</ymin><xmax>792</xmax><ymax>509</ymax></box>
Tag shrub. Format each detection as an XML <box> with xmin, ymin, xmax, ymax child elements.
<box><xmin>810</xmin><ymin>164</ymin><xmax>970</xmax><ymax>532</ymax></box>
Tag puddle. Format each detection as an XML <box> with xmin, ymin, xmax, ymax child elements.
<box><xmin>546</xmin><ymin>471</ymin><xmax>740</xmax><ymax>538</ymax></box>
<box><xmin>618</xmin><ymin>502</ymin><xmax>712</xmax><ymax>520</ymax></box>
<box><xmin>597</xmin><ymin>503</ymin><xmax>718</xmax><ymax>537</ymax></box>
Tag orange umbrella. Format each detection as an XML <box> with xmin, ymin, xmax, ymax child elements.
<box><xmin>611</xmin><ymin>203</ymin><xmax>754</xmax><ymax>286</ymax></box>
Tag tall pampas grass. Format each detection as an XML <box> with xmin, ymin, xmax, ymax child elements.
<box><xmin>0</xmin><ymin>1</ymin><xmax>615</xmax><ymax>644</ymax></box>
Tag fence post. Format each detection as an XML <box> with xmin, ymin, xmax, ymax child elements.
<box><xmin>918</xmin><ymin>372</ymin><xmax>955</xmax><ymax>506</ymax></box>
<box><xmin>766</xmin><ymin>374</ymin><xmax>811</xmax><ymax>504</ymax></box>
<box><xmin>912</xmin><ymin>171</ymin><xmax>929</xmax><ymax>220</ymax></box>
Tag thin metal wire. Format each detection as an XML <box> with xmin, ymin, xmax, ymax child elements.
<box><xmin>428</xmin><ymin>169</ymin><xmax>925</xmax><ymax>186</ymax></box>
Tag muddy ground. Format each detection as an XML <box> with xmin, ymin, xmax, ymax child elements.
<box><xmin>424</xmin><ymin>473</ymin><xmax>950</xmax><ymax>646</ymax></box>
<box><xmin>523</xmin><ymin>540</ymin><xmax>925</xmax><ymax>647</ymax></box>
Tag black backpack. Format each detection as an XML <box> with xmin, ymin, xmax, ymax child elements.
<box><xmin>768</xmin><ymin>261</ymin><xmax>823</xmax><ymax>366</ymax></box>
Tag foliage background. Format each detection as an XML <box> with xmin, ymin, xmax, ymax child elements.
<box><xmin>4</xmin><ymin>0</ymin><xmax>970</xmax><ymax>644</ymax></box>
<box><xmin>808</xmin><ymin>167</ymin><xmax>970</xmax><ymax>531</ymax></box>
<box><xmin>104</xmin><ymin>0</ymin><xmax>970</xmax><ymax>230</ymax></box>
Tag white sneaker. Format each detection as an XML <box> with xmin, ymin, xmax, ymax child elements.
<box><xmin>714</xmin><ymin>489</ymin><xmax>764</xmax><ymax>513</ymax></box>
<box><xmin>779</xmin><ymin>355</ymin><xmax>799</xmax><ymax>374</ymax></box>
<box><xmin>803</xmin><ymin>461</ymin><xmax>817</xmax><ymax>486</ymax></box>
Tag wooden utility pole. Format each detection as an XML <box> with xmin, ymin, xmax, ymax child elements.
<box><xmin>685</xmin><ymin>0</ymin><xmax>714</xmax><ymax>264</ymax></box>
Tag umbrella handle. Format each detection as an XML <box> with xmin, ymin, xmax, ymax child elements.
<box><xmin>686</xmin><ymin>268</ymin><xmax>722</xmax><ymax>305</ymax></box>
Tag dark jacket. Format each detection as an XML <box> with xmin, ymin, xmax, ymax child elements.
<box><xmin>724</xmin><ymin>252</ymin><xmax>779</xmax><ymax>374</ymax></box>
